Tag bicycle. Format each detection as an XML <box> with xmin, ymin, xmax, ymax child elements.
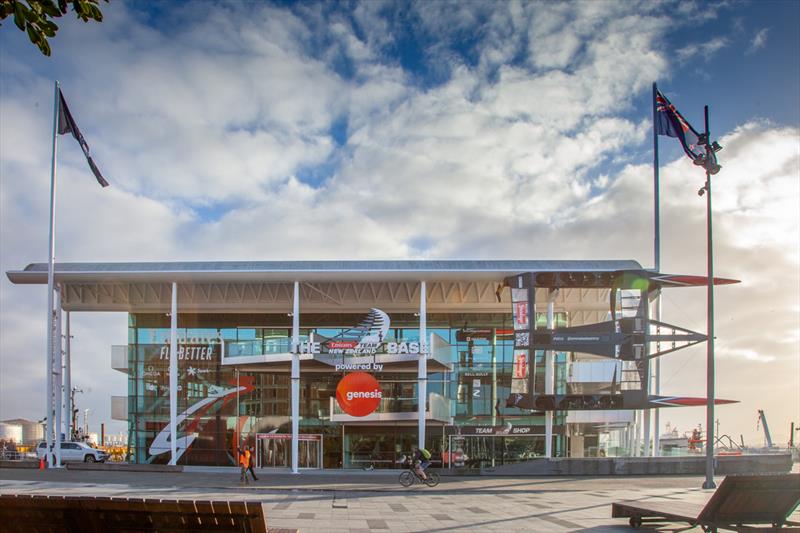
<box><xmin>397</xmin><ymin>456</ymin><xmax>440</xmax><ymax>487</ymax></box>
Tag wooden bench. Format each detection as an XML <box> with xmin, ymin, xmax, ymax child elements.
<box><xmin>0</xmin><ymin>494</ymin><xmax>295</xmax><ymax>533</ymax></box>
<box><xmin>612</xmin><ymin>473</ymin><xmax>800</xmax><ymax>532</ymax></box>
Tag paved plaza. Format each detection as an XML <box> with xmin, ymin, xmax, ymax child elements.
<box><xmin>7</xmin><ymin>467</ymin><xmax>793</xmax><ymax>532</ymax></box>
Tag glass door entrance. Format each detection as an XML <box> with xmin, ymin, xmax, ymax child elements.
<box><xmin>255</xmin><ymin>434</ymin><xmax>323</xmax><ymax>469</ymax></box>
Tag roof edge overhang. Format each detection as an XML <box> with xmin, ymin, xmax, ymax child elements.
<box><xmin>6</xmin><ymin>260</ymin><xmax>644</xmax><ymax>285</ymax></box>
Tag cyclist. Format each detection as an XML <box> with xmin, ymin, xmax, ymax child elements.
<box><xmin>412</xmin><ymin>446</ymin><xmax>432</xmax><ymax>480</ymax></box>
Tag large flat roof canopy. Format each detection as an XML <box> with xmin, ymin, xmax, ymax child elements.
<box><xmin>6</xmin><ymin>259</ymin><xmax>644</xmax><ymax>284</ymax></box>
<box><xmin>6</xmin><ymin>260</ymin><xmax>645</xmax><ymax>314</ymax></box>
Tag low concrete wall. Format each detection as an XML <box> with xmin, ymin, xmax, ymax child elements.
<box><xmin>66</xmin><ymin>462</ymin><xmax>183</xmax><ymax>473</ymax></box>
<box><xmin>0</xmin><ymin>460</ymin><xmax>39</xmax><ymax>469</ymax></box>
<box><xmin>474</xmin><ymin>453</ymin><xmax>794</xmax><ymax>476</ymax></box>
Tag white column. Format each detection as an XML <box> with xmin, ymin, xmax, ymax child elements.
<box><xmin>291</xmin><ymin>281</ymin><xmax>300</xmax><ymax>474</ymax></box>
<box><xmin>643</xmin><ymin>394</ymin><xmax>652</xmax><ymax>455</ymax></box>
<box><xmin>169</xmin><ymin>282</ymin><xmax>178</xmax><ymax>465</ymax></box>
<box><xmin>491</xmin><ymin>329</ymin><xmax>497</xmax><ymax>427</ymax></box>
<box><xmin>418</xmin><ymin>281</ymin><xmax>427</xmax><ymax>450</ymax></box>
<box><xmin>63</xmin><ymin>311</ymin><xmax>71</xmax><ymax>442</ymax></box>
<box><xmin>653</xmin><ymin>296</ymin><xmax>662</xmax><ymax>456</ymax></box>
<box><xmin>545</xmin><ymin>288</ymin><xmax>557</xmax><ymax>458</ymax></box>
<box><xmin>54</xmin><ymin>287</ymin><xmax>63</xmax><ymax>467</ymax></box>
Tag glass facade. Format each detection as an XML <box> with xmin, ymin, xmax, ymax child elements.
<box><xmin>125</xmin><ymin>311</ymin><xmax>571</xmax><ymax>468</ymax></box>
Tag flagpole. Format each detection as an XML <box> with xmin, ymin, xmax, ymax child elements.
<box><xmin>45</xmin><ymin>80</ymin><xmax>60</xmax><ymax>467</ymax></box>
<box><xmin>702</xmin><ymin>104</ymin><xmax>717</xmax><ymax>490</ymax></box>
<box><xmin>653</xmin><ymin>83</ymin><xmax>661</xmax><ymax>273</ymax></box>
<box><xmin>651</xmin><ymin>82</ymin><xmax>661</xmax><ymax>457</ymax></box>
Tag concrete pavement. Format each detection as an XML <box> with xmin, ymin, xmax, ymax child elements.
<box><xmin>1</xmin><ymin>467</ymin><xmax>795</xmax><ymax>532</ymax></box>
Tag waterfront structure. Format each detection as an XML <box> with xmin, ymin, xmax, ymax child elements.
<box><xmin>7</xmin><ymin>260</ymin><xmax>717</xmax><ymax>469</ymax></box>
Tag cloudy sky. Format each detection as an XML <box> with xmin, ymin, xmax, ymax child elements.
<box><xmin>1</xmin><ymin>0</ymin><xmax>798</xmax><ymax>447</ymax></box>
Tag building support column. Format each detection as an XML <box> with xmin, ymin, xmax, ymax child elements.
<box><xmin>545</xmin><ymin>288</ymin><xmax>558</xmax><ymax>458</ymax></box>
<box><xmin>491</xmin><ymin>328</ymin><xmax>497</xmax><ymax>428</ymax></box>
<box><xmin>418</xmin><ymin>281</ymin><xmax>427</xmax><ymax>450</ymax></box>
<box><xmin>291</xmin><ymin>281</ymin><xmax>300</xmax><ymax>474</ymax></box>
<box><xmin>643</xmin><ymin>292</ymin><xmax>653</xmax><ymax>457</ymax></box>
<box><xmin>54</xmin><ymin>287</ymin><xmax>63</xmax><ymax>467</ymax></box>
<box><xmin>169</xmin><ymin>282</ymin><xmax>178</xmax><ymax>465</ymax></box>
<box><xmin>63</xmin><ymin>311</ymin><xmax>71</xmax><ymax>442</ymax></box>
<box><xmin>653</xmin><ymin>295</ymin><xmax>662</xmax><ymax>456</ymax></box>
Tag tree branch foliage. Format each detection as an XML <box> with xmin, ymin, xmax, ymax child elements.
<box><xmin>0</xmin><ymin>0</ymin><xmax>108</xmax><ymax>56</ymax></box>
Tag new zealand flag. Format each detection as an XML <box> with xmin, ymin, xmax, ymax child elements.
<box><xmin>655</xmin><ymin>89</ymin><xmax>720</xmax><ymax>174</ymax></box>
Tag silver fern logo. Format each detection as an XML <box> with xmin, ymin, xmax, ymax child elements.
<box><xmin>325</xmin><ymin>308</ymin><xmax>390</xmax><ymax>355</ymax></box>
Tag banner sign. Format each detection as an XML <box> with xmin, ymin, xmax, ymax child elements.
<box><xmin>256</xmin><ymin>433</ymin><xmax>322</xmax><ymax>442</ymax></box>
<box><xmin>511</xmin><ymin>284</ymin><xmax>532</xmax><ymax>394</ymax></box>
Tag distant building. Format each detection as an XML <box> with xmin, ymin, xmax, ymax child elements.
<box><xmin>2</xmin><ymin>418</ymin><xmax>44</xmax><ymax>445</ymax></box>
<box><xmin>0</xmin><ymin>422</ymin><xmax>23</xmax><ymax>444</ymax></box>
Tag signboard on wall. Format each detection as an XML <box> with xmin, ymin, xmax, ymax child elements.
<box><xmin>294</xmin><ymin>308</ymin><xmax>427</xmax><ymax>360</ymax></box>
<box><xmin>335</xmin><ymin>372</ymin><xmax>383</xmax><ymax>417</ymax></box>
<box><xmin>453</xmin><ymin>424</ymin><xmax>549</xmax><ymax>436</ymax></box>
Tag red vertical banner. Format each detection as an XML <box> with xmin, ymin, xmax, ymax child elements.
<box><xmin>511</xmin><ymin>286</ymin><xmax>530</xmax><ymax>394</ymax></box>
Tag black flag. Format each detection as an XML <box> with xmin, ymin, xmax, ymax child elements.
<box><xmin>57</xmin><ymin>90</ymin><xmax>109</xmax><ymax>187</ymax></box>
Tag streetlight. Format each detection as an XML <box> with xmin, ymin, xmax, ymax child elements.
<box><xmin>696</xmin><ymin>105</ymin><xmax>722</xmax><ymax>490</ymax></box>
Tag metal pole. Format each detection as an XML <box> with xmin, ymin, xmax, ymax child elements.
<box><xmin>653</xmin><ymin>298</ymin><xmax>662</xmax><ymax>456</ymax></box>
<box><xmin>418</xmin><ymin>281</ymin><xmax>427</xmax><ymax>450</ymax></box>
<box><xmin>291</xmin><ymin>281</ymin><xmax>300</xmax><ymax>473</ymax></box>
<box><xmin>545</xmin><ymin>288</ymin><xmax>557</xmax><ymax>458</ymax></box>
<box><xmin>64</xmin><ymin>311</ymin><xmax>72</xmax><ymax>442</ymax></box>
<box><xmin>652</xmin><ymin>82</ymin><xmax>661</xmax><ymax>273</ymax></box>
<box><xmin>702</xmin><ymin>104</ymin><xmax>717</xmax><ymax>489</ymax></box>
<box><xmin>643</xmin><ymin>291</ymin><xmax>652</xmax><ymax>457</ymax></box>
<box><xmin>169</xmin><ymin>282</ymin><xmax>178</xmax><ymax>465</ymax></box>
<box><xmin>44</xmin><ymin>80</ymin><xmax>60</xmax><ymax>468</ymax></box>
<box><xmin>652</xmin><ymin>82</ymin><xmax>662</xmax><ymax>458</ymax></box>
<box><xmin>54</xmin><ymin>287</ymin><xmax>63</xmax><ymax>467</ymax></box>
<box><xmin>236</xmin><ymin>367</ymin><xmax>240</xmax><ymax>445</ymax></box>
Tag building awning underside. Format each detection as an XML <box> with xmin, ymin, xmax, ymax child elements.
<box><xmin>5</xmin><ymin>260</ymin><xmax>640</xmax><ymax>314</ymax></box>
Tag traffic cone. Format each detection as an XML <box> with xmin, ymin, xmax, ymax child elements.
<box><xmin>39</xmin><ymin>457</ymin><xmax>45</xmax><ymax>470</ymax></box>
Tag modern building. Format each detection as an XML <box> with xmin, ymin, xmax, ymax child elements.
<box><xmin>8</xmin><ymin>259</ymin><xmax>686</xmax><ymax>469</ymax></box>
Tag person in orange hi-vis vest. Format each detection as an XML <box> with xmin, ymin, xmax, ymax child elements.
<box><xmin>238</xmin><ymin>444</ymin><xmax>252</xmax><ymax>484</ymax></box>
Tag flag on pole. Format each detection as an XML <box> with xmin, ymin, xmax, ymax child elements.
<box><xmin>655</xmin><ymin>89</ymin><xmax>721</xmax><ymax>174</ymax></box>
<box><xmin>57</xmin><ymin>90</ymin><xmax>109</xmax><ymax>187</ymax></box>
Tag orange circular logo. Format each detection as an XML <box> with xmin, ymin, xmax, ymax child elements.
<box><xmin>336</xmin><ymin>372</ymin><xmax>382</xmax><ymax>417</ymax></box>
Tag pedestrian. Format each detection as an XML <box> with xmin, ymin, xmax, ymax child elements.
<box><xmin>238</xmin><ymin>444</ymin><xmax>251</xmax><ymax>484</ymax></box>
<box><xmin>247</xmin><ymin>445</ymin><xmax>259</xmax><ymax>481</ymax></box>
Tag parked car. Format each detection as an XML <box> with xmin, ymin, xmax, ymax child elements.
<box><xmin>36</xmin><ymin>441</ymin><xmax>108</xmax><ymax>463</ymax></box>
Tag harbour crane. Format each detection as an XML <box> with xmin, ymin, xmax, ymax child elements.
<box><xmin>756</xmin><ymin>410</ymin><xmax>773</xmax><ymax>448</ymax></box>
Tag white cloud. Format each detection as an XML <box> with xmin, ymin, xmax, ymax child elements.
<box><xmin>676</xmin><ymin>37</ymin><xmax>730</xmax><ymax>63</ymax></box>
<box><xmin>749</xmin><ymin>27</ymin><xmax>770</xmax><ymax>53</ymax></box>
<box><xmin>1</xmin><ymin>1</ymin><xmax>797</xmax><ymax>447</ymax></box>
